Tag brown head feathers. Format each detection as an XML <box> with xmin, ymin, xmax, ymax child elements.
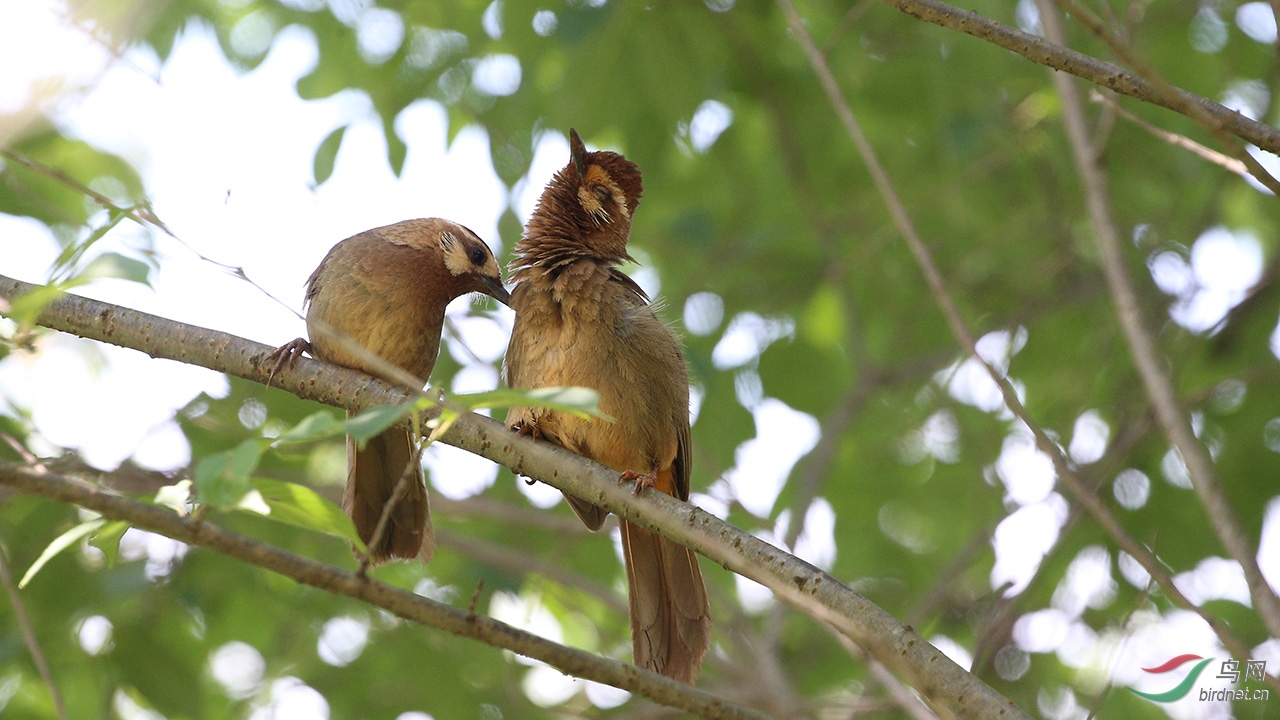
<box><xmin>514</xmin><ymin>129</ymin><xmax>643</xmax><ymax>275</ymax></box>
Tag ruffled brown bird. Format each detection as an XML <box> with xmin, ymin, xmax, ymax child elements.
<box><xmin>503</xmin><ymin>130</ymin><xmax>712</xmax><ymax>683</ymax></box>
<box><xmin>271</xmin><ymin>218</ymin><xmax>509</xmax><ymax>564</ymax></box>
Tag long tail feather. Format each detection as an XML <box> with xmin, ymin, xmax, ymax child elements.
<box><xmin>343</xmin><ymin>425</ymin><xmax>433</xmax><ymax>563</ymax></box>
<box><xmin>619</xmin><ymin>519</ymin><xmax>711</xmax><ymax>683</ymax></box>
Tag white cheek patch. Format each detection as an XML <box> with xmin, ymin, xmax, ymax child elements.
<box><xmin>578</xmin><ymin>186</ymin><xmax>608</xmax><ymax>224</ymax></box>
<box><xmin>444</xmin><ymin>243</ymin><xmax>473</xmax><ymax>277</ymax></box>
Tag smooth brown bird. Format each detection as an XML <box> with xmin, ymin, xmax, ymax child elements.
<box><xmin>503</xmin><ymin>130</ymin><xmax>711</xmax><ymax>682</ymax></box>
<box><xmin>271</xmin><ymin>218</ymin><xmax>509</xmax><ymax>564</ymax></box>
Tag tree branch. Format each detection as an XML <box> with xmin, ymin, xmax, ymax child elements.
<box><xmin>1033</xmin><ymin>0</ymin><xmax>1280</xmax><ymax>642</ymax></box>
<box><xmin>1051</xmin><ymin>0</ymin><xmax>1280</xmax><ymax>195</ymax></box>
<box><xmin>776</xmin><ymin>0</ymin><xmax>1272</xmax><ymax>680</ymax></box>
<box><xmin>874</xmin><ymin>0</ymin><xmax>1280</xmax><ymax>157</ymax></box>
<box><xmin>437</xmin><ymin>529</ymin><xmax>629</xmax><ymax>616</ymax></box>
<box><xmin>0</xmin><ymin>273</ymin><xmax>1030</xmax><ymax>720</ymax></box>
<box><xmin>1089</xmin><ymin>91</ymin><xmax>1248</xmax><ymax>177</ymax></box>
<box><xmin>0</xmin><ymin>462</ymin><xmax>771</xmax><ymax>720</ymax></box>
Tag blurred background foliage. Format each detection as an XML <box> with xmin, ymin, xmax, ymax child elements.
<box><xmin>2</xmin><ymin>0</ymin><xmax>1280</xmax><ymax>718</ymax></box>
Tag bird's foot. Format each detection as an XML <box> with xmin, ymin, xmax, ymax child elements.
<box><xmin>265</xmin><ymin>337</ymin><xmax>311</xmax><ymax>389</ymax></box>
<box><xmin>511</xmin><ymin>419</ymin><xmax>544</xmax><ymax>440</ymax></box>
<box><xmin>511</xmin><ymin>420</ymin><xmax>543</xmax><ymax>485</ymax></box>
<box><xmin>619</xmin><ymin>469</ymin><xmax>658</xmax><ymax>496</ymax></box>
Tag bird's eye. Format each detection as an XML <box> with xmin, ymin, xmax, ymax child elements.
<box><xmin>592</xmin><ymin>185</ymin><xmax>611</xmax><ymax>202</ymax></box>
<box><xmin>469</xmin><ymin>247</ymin><xmax>487</xmax><ymax>265</ymax></box>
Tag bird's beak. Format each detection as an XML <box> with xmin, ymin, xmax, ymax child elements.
<box><xmin>569</xmin><ymin>128</ymin><xmax>588</xmax><ymax>180</ymax></box>
<box><xmin>478</xmin><ymin>275</ymin><xmax>511</xmax><ymax>306</ymax></box>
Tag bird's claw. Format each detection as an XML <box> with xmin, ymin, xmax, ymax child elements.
<box><xmin>620</xmin><ymin>469</ymin><xmax>658</xmax><ymax>496</ymax></box>
<box><xmin>511</xmin><ymin>419</ymin><xmax>544</xmax><ymax>441</ymax></box>
<box><xmin>265</xmin><ymin>337</ymin><xmax>311</xmax><ymax>389</ymax></box>
<box><xmin>511</xmin><ymin>420</ymin><xmax>543</xmax><ymax>485</ymax></box>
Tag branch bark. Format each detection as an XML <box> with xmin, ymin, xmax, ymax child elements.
<box><xmin>0</xmin><ymin>273</ymin><xmax>1031</xmax><ymax>720</ymax></box>
<box><xmin>0</xmin><ymin>462</ymin><xmax>770</xmax><ymax>720</ymax></box>
<box><xmin>875</xmin><ymin>0</ymin><xmax>1280</xmax><ymax>157</ymax></box>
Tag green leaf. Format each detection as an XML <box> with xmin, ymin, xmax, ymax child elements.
<box><xmin>50</xmin><ymin>208</ymin><xmax>127</xmax><ymax>282</ymax></box>
<box><xmin>3</xmin><ymin>283</ymin><xmax>66</xmax><ymax>326</ymax></box>
<box><xmin>456</xmin><ymin>386</ymin><xmax>609</xmax><ymax>420</ymax></box>
<box><xmin>20</xmin><ymin>518</ymin><xmax>104</xmax><ymax>588</ymax></box>
<box><xmin>0</xmin><ymin>132</ymin><xmax>145</xmax><ymax>227</ymax></box>
<box><xmin>343</xmin><ymin>402</ymin><xmax>419</xmax><ymax>446</ymax></box>
<box><xmin>194</xmin><ymin>438</ymin><xmax>266</xmax><ymax>507</ymax></box>
<box><xmin>385</xmin><ymin>116</ymin><xmax>407</xmax><ymax>176</ymax></box>
<box><xmin>426</xmin><ymin>404</ymin><xmax>459</xmax><ymax>433</ymax></box>
<box><xmin>312</xmin><ymin>125</ymin><xmax>347</xmax><ymax>185</ymax></box>
<box><xmin>273</xmin><ymin>410</ymin><xmax>346</xmax><ymax>444</ymax></box>
<box><xmin>245</xmin><ymin>477</ymin><xmax>363</xmax><ymax>546</ymax></box>
<box><xmin>800</xmin><ymin>283</ymin><xmax>846</xmax><ymax>350</ymax></box>
<box><xmin>71</xmin><ymin>251</ymin><xmax>153</xmax><ymax>286</ymax></box>
<box><xmin>89</xmin><ymin>520</ymin><xmax>132</xmax><ymax>568</ymax></box>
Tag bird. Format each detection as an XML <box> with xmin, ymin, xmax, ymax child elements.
<box><xmin>503</xmin><ymin>130</ymin><xmax>712</xmax><ymax>683</ymax></box>
<box><xmin>269</xmin><ymin>218</ymin><xmax>509</xmax><ymax>564</ymax></box>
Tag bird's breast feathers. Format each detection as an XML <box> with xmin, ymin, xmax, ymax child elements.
<box><xmin>506</xmin><ymin>257</ymin><xmax>689</xmax><ymax>473</ymax></box>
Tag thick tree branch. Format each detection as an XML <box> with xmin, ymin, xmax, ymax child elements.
<box><xmin>776</xmin><ymin>0</ymin><xmax>1271</xmax><ymax>679</ymax></box>
<box><xmin>0</xmin><ymin>462</ymin><xmax>771</xmax><ymax>720</ymax></box>
<box><xmin>0</xmin><ymin>274</ymin><xmax>1030</xmax><ymax>720</ymax></box>
<box><xmin>1034</xmin><ymin>0</ymin><xmax>1280</xmax><ymax>641</ymax></box>
<box><xmin>874</xmin><ymin>0</ymin><xmax>1280</xmax><ymax>157</ymax></box>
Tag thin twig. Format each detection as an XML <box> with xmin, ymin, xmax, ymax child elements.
<box><xmin>1054</xmin><ymin>0</ymin><xmax>1280</xmax><ymax>195</ymax></box>
<box><xmin>782</xmin><ymin>378</ymin><xmax>869</xmax><ymax>549</ymax></box>
<box><xmin>0</xmin><ymin>545</ymin><xmax>68</xmax><ymax>720</ymax></box>
<box><xmin>1037</xmin><ymin>0</ymin><xmax>1280</xmax><ymax>642</ymax></box>
<box><xmin>1089</xmin><ymin>91</ymin><xmax>1248</xmax><ymax>176</ymax></box>
<box><xmin>822</xmin><ymin>620</ymin><xmax>941</xmax><ymax>720</ymax></box>
<box><xmin>358</xmin><ymin>441</ymin><xmax>424</xmax><ymax>575</ymax></box>
<box><xmin>966</xmin><ymin>402</ymin><xmax>1154</xmax><ymax>674</ymax></box>
<box><xmin>437</xmin><ymin>529</ymin><xmax>628</xmax><ymax>615</ymax></box>
<box><xmin>1084</xmin><ymin>582</ymin><xmax>1154</xmax><ymax>720</ymax></box>
<box><xmin>54</xmin><ymin>5</ymin><xmax>162</xmax><ymax>84</ymax></box>
<box><xmin>443</xmin><ymin>316</ymin><xmax>488</xmax><ymax>366</ymax></box>
<box><xmin>822</xmin><ymin>0</ymin><xmax>878</xmax><ymax>54</ymax></box>
<box><xmin>905</xmin><ymin>525</ymin><xmax>994</xmax><ymax>626</ymax></box>
<box><xmin>775</xmin><ymin>0</ymin><xmax>1272</xmax><ymax>681</ymax></box>
<box><xmin>0</xmin><ymin>431</ymin><xmax>42</xmax><ymax>466</ymax></box>
<box><xmin>872</xmin><ymin>0</ymin><xmax>1280</xmax><ymax>156</ymax></box>
<box><xmin>467</xmin><ymin>579</ymin><xmax>485</xmax><ymax>615</ymax></box>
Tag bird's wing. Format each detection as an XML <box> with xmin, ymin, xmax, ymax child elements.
<box><xmin>608</xmin><ymin>267</ymin><xmax>650</xmax><ymax>303</ymax></box>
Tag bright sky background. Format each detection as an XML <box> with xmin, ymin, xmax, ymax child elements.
<box><xmin>3</xmin><ymin>1</ymin><xmax>1280</xmax><ymax>718</ymax></box>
